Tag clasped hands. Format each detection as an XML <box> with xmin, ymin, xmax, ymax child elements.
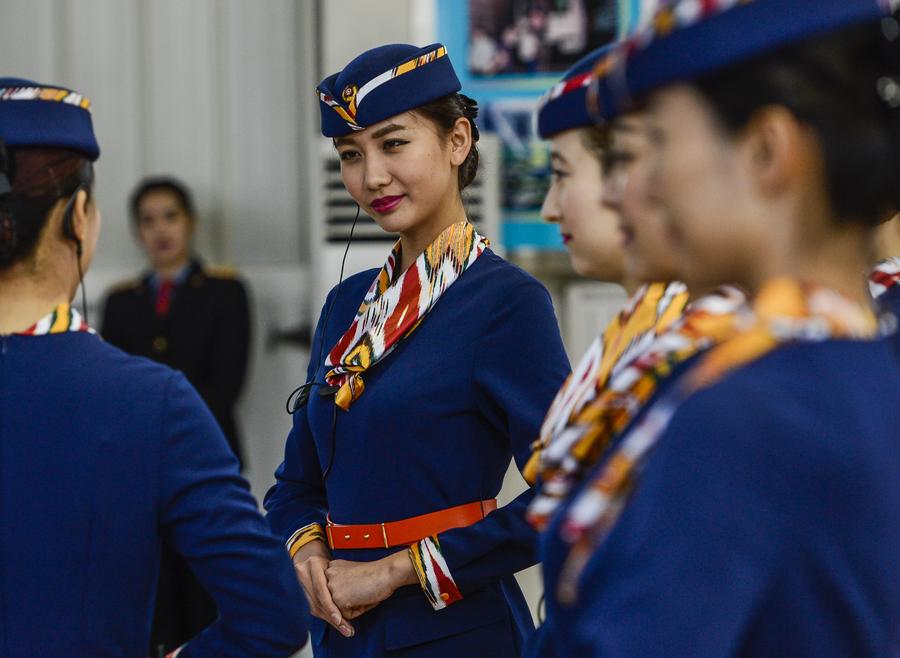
<box><xmin>292</xmin><ymin>540</ymin><xmax>418</xmax><ymax>638</ymax></box>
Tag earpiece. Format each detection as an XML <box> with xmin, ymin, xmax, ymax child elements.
<box><xmin>63</xmin><ymin>200</ymin><xmax>83</xmax><ymax>258</ymax></box>
<box><xmin>60</xmin><ymin>184</ymin><xmax>89</xmax><ymax>325</ymax></box>
<box><xmin>61</xmin><ymin>185</ymin><xmax>82</xmax><ymax>243</ymax></box>
<box><xmin>284</xmin><ymin>203</ymin><xmax>362</xmax><ymax>485</ymax></box>
<box><xmin>285</xmin><ymin>203</ymin><xmax>361</xmax><ymax>415</ymax></box>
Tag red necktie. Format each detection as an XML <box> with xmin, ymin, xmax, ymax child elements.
<box><xmin>155</xmin><ymin>280</ymin><xmax>174</xmax><ymax>317</ymax></box>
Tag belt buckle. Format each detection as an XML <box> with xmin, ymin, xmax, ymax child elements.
<box><xmin>381</xmin><ymin>522</ymin><xmax>389</xmax><ymax>548</ymax></box>
<box><xmin>325</xmin><ymin>521</ymin><xmax>335</xmax><ymax>549</ymax></box>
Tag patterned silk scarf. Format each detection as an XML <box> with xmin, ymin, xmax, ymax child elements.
<box><xmin>15</xmin><ymin>303</ymin><xmax>95</xmax><ymax>336</ymax></box>
<box><xmin>524</xmin><ymin>282</ymin><xmax>690</xmax><ymax>524</ymax></box>
<box><xmin>869</xmin><ymin>256</ymin><xmax>900</xmax><ymax>299</ymax></box>
<box><xmin>554</xmin><ymin>279</ymin><xmax>879</xmax><ymax>604</ymax></box>
<box><xmin>527</xmin><ymin>286</ymin><xmax>743</xmax><ymax>531</ymax></box>
<box><xmin>325</xmin><ymin>221</ymin><xmax>489</xmax><ymax>410</ymax></box>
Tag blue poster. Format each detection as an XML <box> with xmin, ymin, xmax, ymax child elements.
<box><xmin>438</xmin><ymin>0</ymin><xmax>618</xmax><ymax>251</ymax></box>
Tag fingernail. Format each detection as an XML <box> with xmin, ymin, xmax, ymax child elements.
<box><xmin>340</xmin><ymin>624</ymin><xmax>353</xmax><ymax>637</ymax></box>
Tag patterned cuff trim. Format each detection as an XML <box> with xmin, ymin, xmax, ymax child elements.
<box><xmin>408</xmin><ymin>535</ymin><xmax>463</xmax><ymax>611</ymax></box>
<box><xmin>287</xmin><ymin>522</ymin><xmax>326</xmax><ymax>558</ymax></box>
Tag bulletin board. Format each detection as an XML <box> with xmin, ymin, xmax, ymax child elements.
<box><xmin>437</xmin><ymin>0</ymin><xmax>619</xmax><ymax>252</ymax></box>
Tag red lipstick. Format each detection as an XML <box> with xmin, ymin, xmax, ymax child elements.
<box><xmin>371</xmin><ymin>195</ymin><xmax>404</xmax><ymax>213</ymax></box>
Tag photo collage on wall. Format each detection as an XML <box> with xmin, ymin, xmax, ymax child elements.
<box><xmin>439</xmin><ymin>0</ymin><xmax>618</xmax><ymax>251</ymax></box>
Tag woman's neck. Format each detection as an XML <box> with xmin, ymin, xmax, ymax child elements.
<box><xmin>0</xmin><ymin>267</ymin><xmax>74</xmax><ymax>334</ymax></box>
<box><xmin>745</xmin><ymin>220</ymin><xmax>873</xmax><ymax>307</ymax></box>
<box><xmin>153</xmin><ymin>255</ymin><xmax>191</xmax><ymax>282</ymax></box>
<box><xmin>620</xmin><ymin>276</ymin><xmax>640</xmax><ymax>298</ymax></box>
<box><xmin>873</xmin><ymin>214</ymin><xmax>900</xmax><ymax>263</ymax></box>
<box><xmin>397</xmin><ymin>194</ymin><xmax>468</xmax><ymax>273</ymax></box>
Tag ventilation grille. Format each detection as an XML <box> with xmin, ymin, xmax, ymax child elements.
<box><xmin>321</xmin><ymin>136</ymin><xmax>500</xmax><ymax>243</ymax></box>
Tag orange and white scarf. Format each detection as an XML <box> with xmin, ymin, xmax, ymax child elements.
<box><xmin>524</xmin><ymin>283</ymin><xmax>688</xmax><ymax>515</ymax></box>
<box><xmin>526</xmin><ymin>285</ymin><xmax>742</xmax><ymax>531</ymax></box>
<box><xmin>15</xmin><ymin>303</ymin><xmax>94</xmax><ymax>336</ymax></box>
<box><xmin>554</xmin><ymin>279</ymin><xmax>879</xmax><ymax>604</ymax></box>
<box><xmin>325</xmin><ymin>221</ymin><xmax>488</xmax><ymax>410</ymax></box>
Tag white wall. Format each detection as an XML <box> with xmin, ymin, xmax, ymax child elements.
<box><xmin>320</xmin><ymin>0</ymin><xmax>434</xmax><ymax>76</ymax></box>
<box><xmin>1</xmin><ymin>0</ymin><xmax>317</xmax><ymax>270</ymax></box>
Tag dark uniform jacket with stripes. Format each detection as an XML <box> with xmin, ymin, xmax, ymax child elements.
<box><xmin>101</xmin><ymin>260</ymin><xmax>251</xmax><ymax>464</ymax></box>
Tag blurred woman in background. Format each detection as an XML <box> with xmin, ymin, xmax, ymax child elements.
<box><xmin>102</xmin><ymin>176</ymin><xmax>253</xmax><ymax>654</ymax></box>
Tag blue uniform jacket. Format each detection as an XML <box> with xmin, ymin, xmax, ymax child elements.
<box><xmin>0</xmin><ymin>331</ymin><xmax>308</xmax><ymax>657</ymax></box>
<box><xmin>265</xmin><ymin>250</ymin><xmax>571</xmax><ymax>657</ymax></box>
<box><xmin>536</xmin><ymin>337</ymin><xmax>900</xmax><ymax>657</ymax></box>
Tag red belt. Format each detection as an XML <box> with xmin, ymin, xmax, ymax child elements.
<box><xmin>326</xmin><ymin>499</ymin><xmax>497</xmax><ymax>549</ymax></box>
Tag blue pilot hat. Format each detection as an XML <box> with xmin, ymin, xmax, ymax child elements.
<box><xmin>317</xmin><ymin>43</ymin><xmax>462</xmax><ymax>137</ymax></box>
<box><xmin>589</xmin><ymin>0</ymin><xmax>895</xmax><ymax>122</ymax></box>
<box><xmin>0</xmin><ymin>78</ymin><xmax>100</xmax><ymax>160</ymax></box>
<box><xmin>537</xmin><ymin>44</ymin><xmax>615</xmax><ymax>138</ymax></box>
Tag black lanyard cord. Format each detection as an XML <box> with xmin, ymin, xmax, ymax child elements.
<box><xmin>285</xmin><ymin>204</ymin><xmax>361</xmax><ymax>415</ymax></box>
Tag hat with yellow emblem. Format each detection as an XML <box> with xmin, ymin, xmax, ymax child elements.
<box><xmin>317</xmin><ymin>43</ymin><xmax>462</xmax><ymax>137</ymax></box>
<box><xmin>588</xmin><ymin>0</ymin><xmax>897</xmax><ymax>122</ymax></box>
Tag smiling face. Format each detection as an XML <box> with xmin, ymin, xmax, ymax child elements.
<box><xmin>135</xmin><ymin>189</ymin><xmax>194</xmax><ymax>272</ymax></box>
<box><xmin>541</xmin><ymin>128</ymin><xmax>625</xmax><ymax>282</ymax></box>
<box><xmin>602</xmin><ymin>112</ymin><xmax>683</xmax><ymax>284</ymax></box>
<box><xmin>334</xmin><ymin>111</ymin><xmax>467</xmax><ymax>241</ymax></box>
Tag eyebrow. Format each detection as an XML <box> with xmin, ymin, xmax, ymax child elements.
<box><xmin>370</xmin><ymin>123</ymin><xmax>407</xmax><ymax>139</ymax></box>
<box><xmin>334</xmin><ymin>123</ymin><xmax>408</xmax><ymax>147</ymax></box>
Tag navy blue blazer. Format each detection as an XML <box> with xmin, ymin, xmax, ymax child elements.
<box><xmin>265</xmin><ymin>250</ymin><xmax>571</xmax><ymax>657</ymax></box>
<box><xmin>535</xmin><ymin>337</ymin><xmax>900</xmax><ymax>657</ymax></box>
<box><xmin>0</xmin><ymin>331</ymin><xmax>308</xmax><ymax>657</ymax></box>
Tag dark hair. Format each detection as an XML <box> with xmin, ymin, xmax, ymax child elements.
<box><xmin>579</xmin><ymin>125</ymin><xmax>609</xmax><ymax>166</ymax></box>
<box><xmin>694</xmin><ymin>16</ymin><xmax>900</xmax><ymax>227</ymax></box>
<box><xmin>415</xmin><ymin>93</ymin><xmax>481</xmax><ymax>190</ymax></box>
<box><xmin>129</xmin><ymin>176</ymin><xmax>195</xmax><ymax>221</ymax></box>
<box><xmin>0</xmin><ymin>148</ymin><xmax>94</xmax><ymax>270</ymax></box>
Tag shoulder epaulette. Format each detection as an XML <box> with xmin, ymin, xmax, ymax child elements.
<box><xmin>204</xmin><ymin>264</ymin><xmax>240</xmax><ymax>280</ymax></box>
